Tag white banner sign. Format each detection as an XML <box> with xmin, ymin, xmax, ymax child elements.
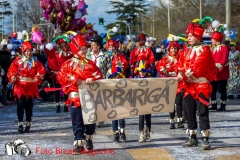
<box><xmin>79</xmin><ymin>78</ymin><xmax>178</xmax><ymax>124</ymax></box>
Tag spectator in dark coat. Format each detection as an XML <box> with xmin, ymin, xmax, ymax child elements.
<box><xmin>0</xmin><ymin>45</ymin><xmax>14</xmax><ymax>105</ymax></box>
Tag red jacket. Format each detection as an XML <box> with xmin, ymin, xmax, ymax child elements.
<box><xmin>7</xmin><ymin>56</ymin><xmax>46</xmax><ymax>99</ymax></box>
<box><xmin>178</xmin><ymin>45</ymin><xmax>217</xmax><ymax>106</ymax></box>
<box><xmin>211</xmin><ymin>44</ymin><xmax>229</xmax><ymax>80</ymax></box>
<box><xmin>57</xmin><ymin>56</ymin><xmax>103</xmax><ymax>107</ymax></box>
<box><xmin>44</xmin><ymin>47</ymin><xmax>73</xmax><ymax>72</ymax></box>
<box><xmin>129</xmin><ymin>46</ymin><xmax>155</xmax><ymax>70</ymax></box>
<box><xmin>156</xmin><ymin>51</ymin><xmax>185</xmax><ymax>95</ymax></box>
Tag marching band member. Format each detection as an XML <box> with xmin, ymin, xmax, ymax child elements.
<box><xmin>129</xmin><ymin>33</ymin><xmax>155</xmax><ymax>77</ymax></box>
<box><xmin>7</xmin><ymin>41</ymin><xmax>46</xmax><ymax>133</ymax></box>
<box><xmin>105</xmin><ymin>39</ymin><xmax>128</xmax><ymax>80</ymax></box>
<box><xmin>108</xmin><ymin>54</ymin><xmax>128</xmax><ymax>143</ymax></box>
<box><xmin>156</xmin><ymin>38</ymin><xmax>185</xmax><ymax>129</ymax></box>
<box><xmin>86</xmin><ymin>34</ymin><xmax>108</xmax><ymax>79</ymax></box>
<box><xmin>177</xmin><ymin>17</ymin><xmax>217</xmax><ymax>150</ymax></box>
<box><xmin>134</xmin><ymin>60</ymin><xmax>152</xmax><ymax>142</ymax></box>
<box><xmin>209</xmin><ymin>23</ymin><xmax>229</xmax><ymax>111</ymax></box>
<box><xmin>44</xmin><ymin>36</ymin><xmax>72</xmax><ymax>113</ymax></box>
<box><xmin>57</xmin><ymin>34</ymin><xmax>102</xmax><ymax>154</ymax></box>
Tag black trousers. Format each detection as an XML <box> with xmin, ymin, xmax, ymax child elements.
<box><xmin>70</xmin><ymin>105</ymin><xmax>95</xmax><ymax>140</ymax></box>
<box><xmin>53</xmin><ymin>75</ymin><xmax>68</xmax><ymax>104</ymax></box>
<box><xmin>170</xmin><ymin>91</ymin><xmax>183</xmax><ymax>119</ymax></box>
<box><xmin>182</xmin><ymin>93</ymin><xmax>210</xmax><ymax>130</ymax></box>
<box><xmin>211</xmin><ymin>80</ymin><xmax>227</xmax><ymax>101</ymax></box>
<box><xmin>139</xmin><ymin>114</ymin><xmax>151</xmax><ymax>131</ymax></box>
<box><xmin>17</xmin><ymin>95</ymin><xmax>33</xmax><ymax>122</ymax></box>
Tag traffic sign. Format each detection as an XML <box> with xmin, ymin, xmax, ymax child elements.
<box><xmin>206</xmin><ymin>25</ymin><xmax>214</xmax><ymax>34</ymax></box>
<box><xmin>230</xmin><ymin>29</ymin><xmax>236</xmax><ymax>39</ymax></box>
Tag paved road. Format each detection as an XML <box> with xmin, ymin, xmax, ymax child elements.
<box><xmin>0</xmin><ymin>97</ymin><xmax>240</xmax><ymax>160</ymax></box>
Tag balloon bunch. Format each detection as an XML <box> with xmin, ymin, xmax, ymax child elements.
<box><xmin>7</xmin><ymin>32</ymin><xmax>23</xmax><ymax>56</ymax></box>
<box><xmin>40</xmin><ymin>0</ymin><xmax>88</xmax><ymax>32</ymax></box>
<box><xmin>79</xmin><ymin>23</ymin><xmax>98</xmax><ymax>41</ymax></box>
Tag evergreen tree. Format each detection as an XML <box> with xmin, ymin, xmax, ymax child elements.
<box><xmin>105</xmin><ymin>0</ymin><xmax>148</xmax><ymax>36</ymax></box>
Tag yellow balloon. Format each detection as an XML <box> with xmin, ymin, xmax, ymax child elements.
<box><xmin>192</xmin><ymin>19</ymin><xmax>200</xmax><ymax>23</ymax></box>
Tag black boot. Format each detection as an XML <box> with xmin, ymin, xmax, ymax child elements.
<box><xmin>24</xmin><ymin>121</ymin><xmax>31</xmax><ymax>133</ymax></box>
<box><xmin>201</xmin><ymin>130</ymin><xmax>211</xmax><ymax>150</ymax></box>
<box><xmin>73</xmin><ymin>140</ymin><xmax>85</xmax><ymax>154</ymax></box>
<box><xmin>183</xmin><ymin>130</ymin><xmax>198</xmax><ymax>147</ymax></box>
<box><xmin>56</xmin><ymin>103</ymin><xmax>60</xmax><ymax>113</ymax></box>
<box><xmin>177</xmin><ymin>118</ymin><xmax>184</xmax><ymax>128</ymax></box>
<box><xmin>120</xmin><ymin>129</ymin><xmax>126</xmax><ymax>142</ymax></box>
<box><xmin>63</xmin><ymin>105</ymin><xmax>69</xmax><ymax>112</ymax></box>
<box><xmin>217</xmin><ymin>101</ymin><xmax>226</xmax><ymax>111</ymax></box>
<box><xmin>209</xmin><ymin>101</ymin><xmax>217</xmax><ymax>110</ymax></box>
<box><xmin>18</xmin><ymin>122</ymin><xmax>24</xmax><ymax>133</ymax></box>
<box><xmin>169</xmin><ymin>119</ymin><xmax>176</xmax><ymax>129</ymax></box>
<box><xmin>113</xmin><ymin>132</ymin><xmax>120</xmax><ymax>143</ymax></box>
<box><xmin>85</xmin><ymin>134</ymin><xmax>94</xmax><ymax>150</ymax></box>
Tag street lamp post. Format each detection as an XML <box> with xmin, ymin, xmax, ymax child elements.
<box><xmin>153</xmin><ymin>4</ymin><xmax>154</xmax><ymax>37</ymax></box>
<box><xmin>167</xmin><ymin>2</ymin><xmax>170</xmax><ymax>33</ymax></box>
<box><xmin>12</xmin><ymin>0</ymin><xmax>15</xmax><ymax>32</ymax></box>
<box><xmin>199</xmin><ymin>0</ymin><xmax>202</xmax><ymax>19</ymax></box>
<box><xmin>148</xmin><ymin>0</ymin><xmax>159</xmax><ymax>37</ymax></box>
<box><xmin>1</xmin><ymin>1</ymin><xmax>4</xmax><ymax>40</ymax></box>
<box><xmin>226</xmin><ymin>0</ymin><xmax>231</xmax><ymax>41</ymax></box>
<box><xmin>148</xmin><ymin>0</ymin><xmax>155</xmax><ymax>37</ymax></box>
<box><xmin>116</xmin><ymin>24</ymin><xmax>121</xmax><ymax>37</ymax></box>
<box><xmin>122</xmin><ymin>21</ymin><xmax>132</xmax><ymax>41</ymax></box>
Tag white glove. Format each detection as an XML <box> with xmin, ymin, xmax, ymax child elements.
<box><xmin>185</xmin><ymin>69</ymin><xmax>193</xmax><ymax>78</ymax></box>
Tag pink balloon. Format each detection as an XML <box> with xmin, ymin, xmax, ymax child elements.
<box><xmin>66</xmin><ymin>20</ymin><xmax>76</xmax><ymax>31</ymax></box>
<box><xmin>43</xmin><ymin>11</ymin><xmax>49</xmax><ymax>20</ymax></box>
<box><xmin>31</xmin><ymin>31</ymin><xmax>43</xmax><ymax>45</ymax></box>
<box><xmin>57</xmin><ymin>11</ymin><xmax>64</xmax><ymax>23</ymax></box>
<box><xmin>47</xmin><ymin>0</ymin><xmax>54</xmax><ymax>5</ymax></box>
<box><xmin>77</xmin><ymin>0</ymin><xmax>86</xmax><ymax>10</ymax></box>
<box><xmin>40</xmin><ymin>0</ymin><xmax>46</xmax><ymax>10</ymax></box>
<box><xmin>45</xmin><ymin>4</ymin><xmax>55</xmax><ymax>14</ymax></box>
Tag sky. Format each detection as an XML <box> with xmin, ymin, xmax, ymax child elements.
<box><xmin>85</xmin><ymin>0</ymin><xmax>118</xmax><ymax>34</ymax></box>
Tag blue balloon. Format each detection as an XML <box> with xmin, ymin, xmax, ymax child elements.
<box><xmin>158</xmin><ymin>38</ymin><xmax>169</xmax><ymax>48</ymax></box>
<box><xmin>9</xmin><ymin>38</ymin><xmax>23</xmax><ymax>52</ymax></box>
<box><xmin>100</xmin><ymin>33</ymin><xmax>106</xmax><ymax>39</ymax></box>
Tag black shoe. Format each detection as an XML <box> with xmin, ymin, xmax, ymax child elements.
<box><xmin>120</xmin><ymin>132</ymin><xmax>126</xmax><ymax>141</ymax></box>
<box><xmin>177</xmin><ymin>122</ymin><xmax>184</xmax><ymax>128</ymax></box>
<box><xmin>18</xmin><ymin>123</ymin><xmax>24</xmax><ymax>133</ymax></box>
<box><xmin>182</xmin><ymin>118</ymin><xmax>185</xmax><ymax>123</ymax></box>
<box><xmin>113</xmin><ymin>133</ymin><xmax>120</xmax><ymax>143</ymax></box>
<box><xmin>56</xmin><ymin>105</ymin><xmax>60</xmax><ymax>113</ymax></box>
<box><xmin>209</xmin><ymin>103</ymin><xmax>217</xmax><ymax>110</ymax></box>
<box><xmin>86</xmin><ymin>139</ymin><xmax>93</xmax><ymax>150</ymax></box>
<box><xmin>170</xmin><ymin>123</ymin><xmax>176</xmax><ymax>129</ymax></box>
<box><xmin>227</xmin><ymin>95</ymin><xmax>234</xmax><ymax>99</ymax></box>
<box><xmin>25</xmin><ymin>126</ymin><xmax>30</xmax><ymax>133</ymax></box>
<box><xmin>64</xmin><ymin>106</ymin><xmax>69</xmax><ymax>112</ymax></box>
<box><xmin>217</xmin><ymin>103</ymin><xmax>226</xmax><ymax>111</ymax></box>
<box><xmin>73</xmin><ymin>146</ymin><xmax>84</xmax><ymax>155</ymax></box>
<box><xmin>24</xmin><ymin>122</ymin><xmax>31</xmax><ymax>133</ymax></box>
<box><xmin>182</xmin><ymin>137</ymin><xmax>198</xmax><ymax>147</ymax></box>
<box><xmin>201</xmin><ymin>137</ymin><xmax>211</xmax><ymax>150</ymax></box>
